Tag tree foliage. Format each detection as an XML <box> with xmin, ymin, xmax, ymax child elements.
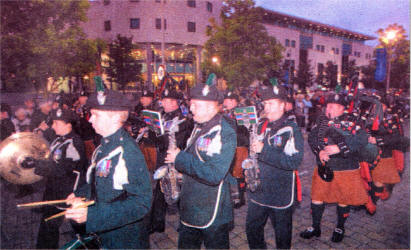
<box><xmin>294</xmin><ymin>60</ymin><xmax>314</xmax><ymax>90</ymax></box>
<box><xmin>201</xmin><ymin>0</ymin><xmax>283</xmax><ymax>88</ymax></box>
<box><xmin>1</xmin><ymin>0</ymin><xmax>100</xmax><ymax>92</ymax></box>
<box><xmin>341</xmin><ymin>59</ymin><xmax>359</xmax><ymax>86</ymax></box>
<box><xmin>324</xmin><ymin>61</ymin><xmax>338</xmax><ymax>89</ymax></box>
<box><xmin>105</xmin><ymin>34</ymin><xmax>143</xmax><ymax>91</ymax></box>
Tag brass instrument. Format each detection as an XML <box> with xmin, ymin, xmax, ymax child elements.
<box><xmin>153</xmin><ymin>117</ymin><xmax>183</xmax><ymax>204</ymax></box>
<box><xmin>242</xmin><ymin>123</ymin><xmax>263</xmax><ymax>192</ymax></box>
<box><xmin>0</xmin><ymin>132</ymin><xmax>50</xmax><ymax>184</ymax></box>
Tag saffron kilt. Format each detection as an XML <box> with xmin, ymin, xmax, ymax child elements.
<box><xmin>231</xmin><ymin>147</ymin><xmax>248</xmax><ymax>178</ymax></box>
<box><xmin>371</xmin><ymin>157</ymin><xmax>401</xmax><ymax>184</ymax></box>
<box><xmin>311</xmin><ymin>167</ymin><xmax>368</xmax><ymax>205</ymax></box>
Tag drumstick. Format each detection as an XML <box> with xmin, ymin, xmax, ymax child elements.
<box><xmin>17</xmin><ymin>198</ymin><xmax>86</xmax><ymax>208</ymax></box>
<box><xmin>44</xmin><ymin>200</ymin><xmax>95</xmax><ymax>222</ymax></box>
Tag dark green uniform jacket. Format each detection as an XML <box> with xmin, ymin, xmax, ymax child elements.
<box><xmin>76</xmin><ymin>128</ymin><xmax>152</xmax><ymax>249</ymax></box>
<box><xmin>175</xmin><ymin>114</ymin><xmax>236</xmax><ymax>228</ymax></box>
<box><xmin>308</xmin><ymin>114</ymin><xmax>368</xmax><ymax>171</ymax></box>
<box><xmin>250</xmin><ymin>116</ymin><xmax>304</xmax><ymax>208</ymax></box>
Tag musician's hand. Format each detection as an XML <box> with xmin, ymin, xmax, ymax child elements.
<box><xmin>65</xmin><ymin>193</ymin><xmax>84</xmax><ymax>205</ymax></box>
<box><xmin>65</xmin><ymin>200</ymin><xmax>88</xmax><ymax>224</ymax></box>
<box><xmin>324</xmin><ymin>145</ymin><xmax>340</xmax><ymax>155</ymax></box>
<box><xmin>251</xmin><ymin>141</ymin><xmax>264</xmax><ymax>153</ymax></box>
<box><xmin>319</xmin><ymin>150</ymin><xmax>330</xmax><ymax>164</ymax></box>
<box><xmin>38</xmin><ymin>121</ymin><xmax>49</xmax><ymax>131</ymax></box>
<box><xmin>368</xmin><ymin>136</ymin><xmax>377</xmax><ymax>144</ymax></box>
<box><xmin>165</xmin><ymin>147</ymin><xmax>180</xmax><ymax>164</ymax></box>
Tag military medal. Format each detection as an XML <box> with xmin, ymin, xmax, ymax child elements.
<box><xmin>96</xmin><ymin>159</ymin><xmax>111</xmax><ymax>177</ymax></box>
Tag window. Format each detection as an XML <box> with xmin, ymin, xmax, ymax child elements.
<box><xmin>130</xmin><ymin>0</ymin><xmax>140</xmax><ymax>2</ymax></box>
<box><xmin>155</xmin><ymin>18</ymin><xmax>161</xmax><ymax>29</ymax></box>
<box><xmin>104</xmin><ymin>20</ymin><xmax>111</xmax><ymax>31</ymax></box>
<box><xmin>164</xmin><ymin>19</ymin><xmax>167</xmax><ymax>30</ymax></box>
<box><xmin>155</xmin><ymin>0</ymin><xmax>161</xmax><ymax>2</ymax></box>
<box><xmin>316</xmin><ymin>45</ymin><xmax>321</xmax><ymax>51</ymax></box>
<box><xmin>321</xmin><ymin>45</ymin><xmax>325</xmax><ymax>52</ymax></box>
<box><xmin>187</xmin><ymin>0</ymin><xmax>196</xmax><ymax>7</ymax></box>
<box><xmin>207</xmin><ymin>1</ymin><xmax>212</xmax><ymax>12</ymax></box>
<box><xmin>130</xmin><ymin>18</ymin><xmax>140</xmax><ymax>29</ymax></box>
<box><xmin>285</xmin><ymin>39</ymin><xmax>290</xmax><ymax>47</ymax></box>
<box><xmin>335</xmin><ymin>48</ymin><xmax>339</xmax><ymax>54</ymax></box>
<box><xmin>103</xmin><ymin>0</ymin><xmax>110</xmax><ymax>5</ymax></box>
<box><xmin>291</xmin><ymin>40</ymin><xmax>296</xmax><ymax>48</ymax></box>
<box><xmin>187</xmin><ymin>22</ymin><xmax>196</xmax><ymax>32</ymax></box>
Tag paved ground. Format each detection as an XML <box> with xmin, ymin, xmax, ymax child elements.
<box><xmin>1</xmin><ymin>127</ymin><xmax>409</xmax><ymax>249</ymax></box>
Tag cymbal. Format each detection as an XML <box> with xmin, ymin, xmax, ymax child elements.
<box><xmin>0</xmin><ymin>132</ymin><xmax>50</xmax><ymax>185</ymax></box>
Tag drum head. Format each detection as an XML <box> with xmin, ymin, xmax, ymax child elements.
<box><xmin>0</xmin><ymin>132</ymin><xmax>50</xmax><ymax>185</ymax></box>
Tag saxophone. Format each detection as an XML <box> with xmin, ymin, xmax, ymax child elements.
<box><xmin>153</xmin><ymin>117</ymin><xmax>183</xmax><ymax>204</ymax></box>
<box><xmin>242</xmin><ymin>123</ymin><xmax>263</xmax><ymax>192</ymax></box>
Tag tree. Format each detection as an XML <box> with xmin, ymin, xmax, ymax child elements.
<box><xmin>105</xmin><ymin>34</ymin><xmax>143</xmax><ymax>91</ymax></box>
<box><xmin>201</xmin><ymin>0</ymin><xmax>283</xmax><ymax>88</ymax></box>
<box><xmin>294</xmin><ymin>60</ymin><xmax>314</xmax><ymax>90</ymax></box>
<box><xmin>1</xmin><ymin>0</ymin><xmax>92</xmax><ymax>93</ymax></box>
<box><xmin>324</xmin><ymin>61</ymin><xmax>338</xmax><ymax>89</ymax></box>
<box><xmin>341</xmin><ymin>59</ymin><xmax>359</xmax><ymax>86</ymax></box>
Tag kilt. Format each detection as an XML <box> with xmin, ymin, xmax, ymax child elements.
<box><xmin>232</xmin><ymin>147</ymin><xmax>248</xmax><ymax>178</ymax></box>
<box><xmin>139</xmin><ymin>143</ymin><xmax>157</xmax><ymax>172</ymax></box>
<box><xmin>392</xmin><ymin>150</ymin><xmax>405</xmax><ymax>173</ymax></box>
<box><xmin>371</xmin><ymin>157</ymin><xmax>401</xmax><ymax>184</ymax></box>
<box><xmin>311</xmin><ymin>167</ymin><xmax>368</xmax><ymax>206</ymax></box>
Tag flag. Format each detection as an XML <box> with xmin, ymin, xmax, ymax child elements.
<box><xmin>375</xmin><ymin>48</ymin><xmax>387</xmax><ymax>82</ymax></box>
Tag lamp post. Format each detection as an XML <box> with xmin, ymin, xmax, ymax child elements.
<box><xmin>380</xmin><ymin>28</ymin><xmax>400</xmax><ymax>93</ymax></box>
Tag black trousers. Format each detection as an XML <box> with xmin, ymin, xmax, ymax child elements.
<box><xmin>178</xmin><ymin>222</ymin><xmax>230</xmax><ymax>249</ymax></box>
<box><xmin>246</xmin><ymin>202</ymin><xmax>293</xmax><ymax>249</ymax></box>
<box><xmin>148</xmin><ymin>181</ymin><xmax>167</xmax><ymax>232</ymax></box>
<box><xmin>36</xmin><ymin>206</ymin><xmax>64</xmax><ymax>249</ymax></box>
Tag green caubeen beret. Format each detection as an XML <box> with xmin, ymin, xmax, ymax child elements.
<box><xmin>189</xmin><ymin>73</ymin><xmax>223</xmax><ymax>103</ymax></box>
<box><xmin>260</xmin><ymin>78</ymin><xmax>288</xmax><ymax>102</ymax></box>
<box><xmin>86</xmin><ymin>76</ymin><xmax>131</xmax><ymax>111</ymax></box>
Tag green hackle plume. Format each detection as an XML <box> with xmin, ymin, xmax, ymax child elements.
<box><xmin>269</xmin><ymin>77</ymin><xmax>278</xmax><ymax>86</ymax></box>
<box><xmin>206</xmin><ymin>73</ymin><xmax>217</xmax><ymax>86</ymax></box>
<box><xmin>94</xmin><ymin>76</ymin><xmax>104</xmax><ymax>92</ymax></box>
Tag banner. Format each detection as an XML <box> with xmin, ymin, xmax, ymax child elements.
<box><xmin>375</xmin><ymin>48</ymin><xmax>387</xmax><ymax>82</ymax></box>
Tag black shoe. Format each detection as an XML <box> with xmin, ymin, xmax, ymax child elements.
<box><xmin>300</xmin><ymin>227</ymin><xmax>321</xmax><ymax>239</ymax></box>
<box><xmin>331</xmin><ymin>228</ymin><xmax>345</xmax><ymax>242</ymax></box>
<box><xmin>148</xmin><ymin>226</ymin><xmax>165</xmax><ymax>234</ymax></box>
<box><xmin>233</xmin><ymin>201</ymin><xmax>245</xmax><ymax>209</ymax></box>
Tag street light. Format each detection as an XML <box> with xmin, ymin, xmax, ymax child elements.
<box><xmin>212</xmin><ymin>56</ymin><xmax>219</xmax><ymax>65</ymax></box>
<box><xmin>380</xmin><ymin>27</ymin><xmax>401</xmax><ymax>93</ymax></box>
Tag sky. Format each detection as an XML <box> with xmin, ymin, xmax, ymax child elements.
<box><xmin>255</xmin><ymin>0</ymin><xmax>410</xmax><ymax>47</ymax></box>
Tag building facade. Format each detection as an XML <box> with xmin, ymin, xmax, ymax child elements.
<box><xmin>81</xmin><ymin>1</ymin><xmax>375</xmax><ymax>89</ymax></box>
<box><xmin>81</xmin><ymin>0</ymin><xmax>223</xmax><ymax>88</ymax></box>
<box><xmin>261</xmin><ymin>8</ymin><xmax>375</xmax><ymax>85</ymax></box>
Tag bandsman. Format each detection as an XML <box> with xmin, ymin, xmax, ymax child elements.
<box><xmin>64</xmin><ymin>83</ymin><xmax>152</xmax><ymax>249</ymax></box>
<box><xmin>245</xmin><ymin>83</ymin><xmax>303</xmax><ymax>249</ymax></box>
<box><xmin>165</xmin><ymin>79</ymin><xmax>236</xmax><ymax>249</ymax></box>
